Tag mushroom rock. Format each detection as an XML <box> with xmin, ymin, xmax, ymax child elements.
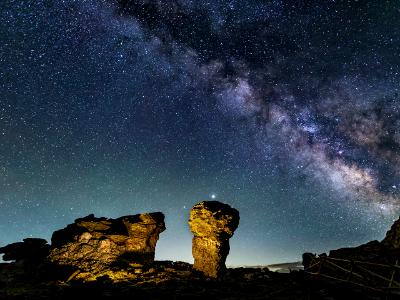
<box><xmin>188</xmin><ymin>201</ymin><xmax>240</xmax><ymax>278</ymax></box>
<box><xmin>48</xmin><ymin>212</ymin><xmax>165</xmax><ymax>273</ymax></box>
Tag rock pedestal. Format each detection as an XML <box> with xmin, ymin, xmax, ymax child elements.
<box><xmin>48</xmin><ymin>212</ymin><xmax>165</xmax><ymax>273</ymax></box>
<box><xmin>188</xmin><ymin>201</ymin><xmax>239</xmax><ymax>278</ymax></box>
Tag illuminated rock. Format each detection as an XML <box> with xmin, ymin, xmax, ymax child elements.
<box><xmin>48</xmin><ymin>213</ymin><xmax>165</xmax><ymax>273</ymax></box>
<box><xmin>188</xmin><ymin>201</ymin><xmax>239</xmax><ymax>278</ymax></box>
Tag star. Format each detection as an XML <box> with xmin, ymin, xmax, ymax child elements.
<box><xmin>0</xmin><ymin>0</ymin><xmax>398</xmax><ymax>267</ymax></box>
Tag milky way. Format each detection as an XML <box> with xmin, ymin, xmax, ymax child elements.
<box><xmin>115</xmin><ymin>0</ymin><xmax>400</xmax><ymax>208</ymax></box>
<box><xmin>1</xmin><ymin>0</ymin><xmax>400</xmax><ymax>265</ymax></box>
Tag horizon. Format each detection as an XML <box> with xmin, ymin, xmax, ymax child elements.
<box><xmin>0</xmin><ymin>206</ymin><xmax>396</xmax><ymax>266</ymax></box>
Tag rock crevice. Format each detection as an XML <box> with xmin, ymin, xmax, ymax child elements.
<box><xmin>48</xmin><ymin>212</ymin><xmax>165</xmax><ymax>273</ymax></box>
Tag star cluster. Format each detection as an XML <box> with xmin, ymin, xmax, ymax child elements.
<box><xmin>0</xmin><ymin>0</ymin><xmax>399</xmax><ymax>265</ymax></box>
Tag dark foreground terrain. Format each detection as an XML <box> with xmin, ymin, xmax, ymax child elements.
<box><xmin>0</xmin><ymin>260</ymin><xmax>396</xmax><ymax>300</ymax></box>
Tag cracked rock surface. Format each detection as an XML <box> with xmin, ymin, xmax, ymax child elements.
<box><xmin>189</xmin><ymin>201</ymin><xmax>240</xmax><ymax>278</ymax></box>
<box><xmin>48</xmin><ymin>213</ymin><xmax>165</xmax><ymax>273</ymax></box>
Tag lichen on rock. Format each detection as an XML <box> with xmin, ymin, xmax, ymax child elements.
<box><xmin>189</xmin><ymin>201</ymin><xmax>239</xmax><ymax>278</ymax></box>
<box><xmin>48</xmin><ymin>212</ymin><xmax>165</xmax><ymax>273</ymax></box>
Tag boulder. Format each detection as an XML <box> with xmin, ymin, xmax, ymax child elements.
<box><xmin>0</xmin><ymin>238</ymin><xmax>50</xmax><ymax>263</ymax></box>
<box><xmin>188</xmin><ymin>201</ymin><xmax>239</xmax><ymax>278</ymax></box>
<box><xmin>48</xmin><ymin>213</ymin><xmax>165</xmax><ymax>273</ymax></box>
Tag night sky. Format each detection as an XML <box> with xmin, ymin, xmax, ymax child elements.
<box><xmin>1</xmin><ymin>0</ymin><xmax>400</xmax><ymax>266</ymax></box>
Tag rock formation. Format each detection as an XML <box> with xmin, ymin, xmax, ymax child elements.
<box><xmin>188</xmin><ymin>201</ymin><xmax>239</xmax><ymax>278</ymax></box>
<box><xmin>303</xmin><ymin>217</ymin><xmax>400</xmax><ymax>271</ymax></box>
<box><xmin>0</xmin><ymin>238</ymin><xmax>50</xmax><ymax>264</ymax></box>
<box><xmin>326</xmin><ymin>216</ymin><xmax>400</xmax><ymax>264</ymax></box>
<box><xmin>48</xmin><ymin>212</ymin><xmax>165</xmax><ymax>273</ymax></box>
<box><xmin>382</xmin><ymin>216</ymin><xmax>400</xmax><ymax>249</ymax></box>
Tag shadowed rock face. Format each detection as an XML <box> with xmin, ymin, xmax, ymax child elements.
<box><xmin>382</xmin><ymin>216</ymin><xmax>400</xmax><ymax>249</ymax></box>
<box><xmin>189</xmin><ymin>201</ymin><xmax>239</xmax><ymax>278</ymax></box>
<box><xmin>303</xmin><ymin>217</ymin><xmax>400</xmax><ymax>271</ymax></box>
<box><xmin>0</xmin><ymin>238</ymin><xmax>50</xmax><ymax>263</ymax></box>
<box><xmin>48</xmin><ymin>213</ymin><xmax>165</xmax><ymax>273</ymax></box>
<box><xmin>325</xmin><ymin>217</ymin><xmax>400</xmax><ymax>263</ymax></box>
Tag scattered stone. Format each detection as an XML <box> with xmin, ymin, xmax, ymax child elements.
<box><xmin>48</xmin><ymin>213</ymin><xmax>165</xmax><ymax>273</ymax></box>
<box><xmin>188</xmin><ymin>201</ymin><xmax>240</xmax><ymax>278</ymax></box>
<box><xmin>0</xmin><ymin>257</ymin><xmax>381</xmax><ymax>300</ymax></box>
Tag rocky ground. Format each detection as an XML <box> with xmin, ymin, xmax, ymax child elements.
<box><xmin>0</xmin><ymin>260</ymin><xmax>393</xmax><ymax>300</ymax></box>
<box><xmin>2</xmin><ymin>207</ymin><xmax>400</xmax><ymax>299</ymax></box>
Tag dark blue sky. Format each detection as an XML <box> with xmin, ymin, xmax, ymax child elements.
<box><xmin>1</xmin><ymin>0</ymin><xmax>400</xmax><ymax>265</ymax></box>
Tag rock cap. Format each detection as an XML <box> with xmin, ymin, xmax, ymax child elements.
<box><xmin>189</xmin><ymin>201</ymin><xmax>239</xmax><ymax>239</ymax></box>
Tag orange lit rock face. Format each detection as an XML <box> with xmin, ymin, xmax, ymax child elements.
<box><xmin>48</xmin><ymin>213</ymin><xmax>165</xmax><ymax>273</ymax></box>
<box><xmin>189</xmin><ymin>201</ymin><xmax>239</xmax><ymax>278</ymax></box>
